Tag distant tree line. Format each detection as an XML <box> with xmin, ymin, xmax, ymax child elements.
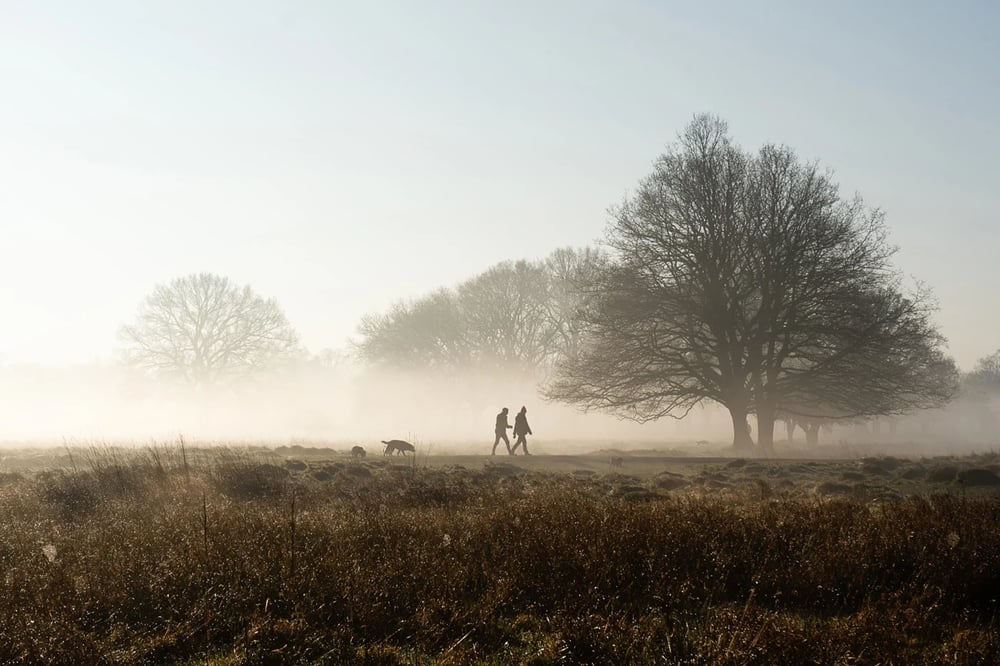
<box><xmin>353</xmin><ymin>247</ymin><xmax>606</xmax><ymax>377</ymax></box>
<box><xmin>114</xmin><ymin>249</ymin><xmax>607</xmax><ymax>386</ymax></box>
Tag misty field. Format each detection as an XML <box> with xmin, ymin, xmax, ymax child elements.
<box><xmin>1</xmin><ymin>444</ymin><xmax>999</xmax><ymax>664</ymax></box>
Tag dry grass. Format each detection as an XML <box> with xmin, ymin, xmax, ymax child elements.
<box><xmin>0</xmin><ymin>445</ymin><xmax>998</xmax><ymax>664</ymax></box>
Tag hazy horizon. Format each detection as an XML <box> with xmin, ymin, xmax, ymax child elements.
<box><xmin>2</xmin><ymin>1</ymin><xmax>998</xmax><ymax>373</ymax></box>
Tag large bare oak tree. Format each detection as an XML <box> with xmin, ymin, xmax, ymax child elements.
<box><xmin>120</xmin><ymin>273</ymin><xmax>299</xmax><ymax>384</ymax></box>
<box><xmin>546</xmin><ymin>116</ymin><xmax>955</xmax><ymax>453</ymax></box>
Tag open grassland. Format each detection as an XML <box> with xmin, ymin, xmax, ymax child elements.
<box><xmin>1</xmin><ymin>444</ymin><xmax>999</xmax><ymax>664</ymax></box>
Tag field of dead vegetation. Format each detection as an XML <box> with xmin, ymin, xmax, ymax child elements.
<box><xmin>1</xmin><ymin>443</ymin><xmax>999</xmax><ymax>664</ymax></box>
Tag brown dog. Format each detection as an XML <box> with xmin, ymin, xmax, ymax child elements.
<box><xmin>382</xmin><ymin>439</ymin><xmax>415</xmax><ymax>456</ymax></box>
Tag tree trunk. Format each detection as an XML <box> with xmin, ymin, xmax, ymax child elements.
<box><xmin>730</xmin><ymin>405</ymin><xmax>754</xmax><ymax>453</ymax></box>
<box><xmin>805</xmin><ymin>423</ymin><xmax>820</xmax><ymax>448</ymax></box>
<box><xmin>756</xmin><ymin>406</ymin><xmax>776</xmax><ymax>456</ymax></box>
<box><xmin>784</xmin><ymin>419</ymin><xmax>795</xmax><ymax>443</ymax></box>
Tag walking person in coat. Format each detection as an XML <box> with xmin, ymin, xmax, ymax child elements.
<box><xmin>492</xmin><ymin>407</ymin><xmax>513</xmax><ymax>455</ymax></box>
<box><xmin>511</xmin><ymin>406</ymin><xmax>533</xmax><ymax>455</ymax></box>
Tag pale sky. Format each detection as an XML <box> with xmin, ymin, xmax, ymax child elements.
<box><xmin>1</xmin><ymin>0</ymin><xmax>998</xmax><ymax>370</ymax></box>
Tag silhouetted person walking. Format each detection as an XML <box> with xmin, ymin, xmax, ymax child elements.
<box><xmin>492</xmin><ymin>407</ymin><xmax>512</xmax><ymax>455</ymax></box>
<box><xmin>511</xmin><ymin>406</ymin><xmax>532</xmax><ymax>454</ymax></box>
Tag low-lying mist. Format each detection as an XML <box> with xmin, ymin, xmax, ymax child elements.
<box><xmin>0</xmin><ymin>362</ymin><xmax>995</xmax><ymax>456</ymax></box>
<box><xmin>0</xmin><ymin>362</ymin><xmax>728</xmax><ymax>452</ymax></box>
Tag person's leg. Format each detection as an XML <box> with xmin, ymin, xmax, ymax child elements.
<box><xmin>511</xmin><ymin>434</ymin><xmax>522</xmax><ymax>454</ymax></box>
<box><xmin>492</xmin><ymin>433</ymin><xmax>501</xmax><ymax>455</ymax></box>
<box><xmin>522</xmin><ymin>437</ymin><xmax>530</xmax><ymax>455</ymax></box>
<box><xmin>502</xmin><ymin>432</ymin><xmax>511</xmax><ymax>454</ymax></box>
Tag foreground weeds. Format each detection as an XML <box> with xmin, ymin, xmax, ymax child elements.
<box><xmin>0</xmin><ymin>447</ymin><xmax>998</xmax><ymax>664</ymax></box>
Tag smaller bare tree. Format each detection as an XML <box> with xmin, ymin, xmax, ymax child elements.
<box><xmin>967</xmin><ymin>350</ymin><xmax>1000</xmax><ymax>393</ymax></box>
<box><xmin>120</xmin><ymin>273</ymin><xmax>299</xmax><ymax>384</ymax></box>
<box><xmin>457</xmin><ymin>260</ymin><xmax>558</xmax><ymax>373</ymax></box>
<box><xmin>354</xmin><ymin>248</ymin><xmax>601</xmax><ymax>377</ymax></box>
<box><xmin>355</xmin><ymin>289</ymin><xmax>470</xmax><ymax>370</ymax></box>
<box><xmin>542</xmin><ymin>247</ymin><xmax>609</xmax><ymax>362</ymax></box>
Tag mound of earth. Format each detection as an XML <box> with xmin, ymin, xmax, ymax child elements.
<box><xmin>814</xmin><ymin>482</ymin><xmax>852</xmax><ymax>496</ymax></box>
<box><xmin>864</xmin><ymin>486</ymin><xmax>903</xmax><ymax>501</ymax></box>
<box><xmin>928</xmin><ymin>466</ymin><xmax>959</xmax><ymax>483</ymax></box>
<box><xmin>653</xmin><ymin>472</ymin><xmax>688</xmax><ymax>491</ymax></box>
<box><xmin>859</xmin><ymin>460</ymin><xmax>891</xmax><ymax>476</ymax></box>
<box><xmin>484</xmin><ymin>462</ymin><xmax>521</xmax><ymax>477</ymax></box>
<box><xmin>603</xmin><ymin>472</ymin><xmax>641</xmax><ymax>484</ymax></box>
<box><xmin>861</xmin><ymin>456</ymin><xmax>905</xmax><ymax>472</ymax></box>
<box><xmin>341</xmin><ymin>465</ymin><xmax>373</xmax><ymax>479</ymax></box>
<box><xmin>899</xmin><ymin>466</ymin><xmax>926</xmax><ymax>480</ymax></box>
<box><xmin>609</xmin><ymin>484</ymin><xmax>656</xmax><ymax>501</ymax></box>
<box><xmin>959</xmin><ymin>468</ymin><xmax>1000</xmax><ymax>487</ymax></box>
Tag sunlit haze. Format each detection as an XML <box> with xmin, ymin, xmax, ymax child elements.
<box><xmin>1</xmin><ymin>1</ymin><xmax>998</xmax><ymax>443</ymax></box>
